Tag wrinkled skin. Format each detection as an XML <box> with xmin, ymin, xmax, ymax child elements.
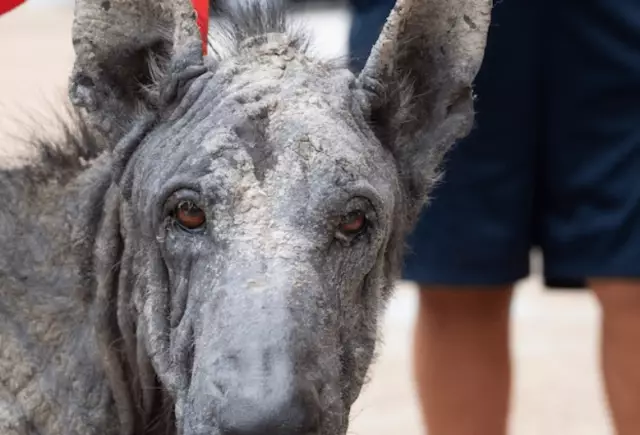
<box><xmin>0</xmin><ymin>1</ymin><xmax>490</xmax><ymax>434</ymax></box>
<box><xmin>129</xmin><ymin>51</ymin><xmax>402</xmax><ymax>433</ymax></box>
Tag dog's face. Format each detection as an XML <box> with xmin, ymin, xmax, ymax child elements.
<box><xmin>69</xmin><ymin>0</ymin><xmax>491</xmax><ymax>433</ymax></box>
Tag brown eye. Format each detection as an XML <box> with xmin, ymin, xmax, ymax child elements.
<box><xmin>339</xmin><ymin>211</ymin><xmax>367</xmax><ymax>235</ymax></box>
<box><xmin>175</xmin><ymin>200</ymin><xmax>206</xmax><ymax>231</ymax></box>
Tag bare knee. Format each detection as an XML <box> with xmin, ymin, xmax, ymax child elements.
<box><xmin>590</xmin><ymin>279</ymin><xmax>640</xmax><ymax>322</ymax></box>
<box><xmin>417</xmin><ymin>285</ymin><xmax>514</xmax><ymax>326</ymax></box>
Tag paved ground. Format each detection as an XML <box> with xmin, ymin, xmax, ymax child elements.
<box><xmin>0</xmin><ymin>3</ymin><xmax>614</xmax><ymax>434</ymax></box>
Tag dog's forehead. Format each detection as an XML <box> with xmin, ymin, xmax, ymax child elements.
<box><xmin>198</xmin><ymin>120</ymin><xmax>373</xmax><ymax>197</ymax></box>
<box><xmin>197</xmin><ymin>53</ymin><xmax>380</xmax><ymax>183</ymax></box>
<box><xmin>217</xmin><ymin>38</ymin><xmax>357</xmax><ymax>110</ymax></box>
<box><xmin>141</xmin><ymin>46</ymin><xmax>394</xmax><ymax>212</ymax></box>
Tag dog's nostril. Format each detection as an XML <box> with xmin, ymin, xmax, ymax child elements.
<box><xmin>218</xmin><ymin>386</ymin><xmax>320</xmax><ymax>435</ymax></box>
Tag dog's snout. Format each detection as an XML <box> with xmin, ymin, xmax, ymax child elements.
<box><xmin>218</xmin><ymin>382</ymin><xmax>320</xmax><ymax>435</ymax></box>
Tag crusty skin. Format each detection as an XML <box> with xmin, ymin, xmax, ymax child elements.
<box><xmin>0</xmin><ymin>0</ymin><xmax>490</xmax><ymax>434</ymax></box>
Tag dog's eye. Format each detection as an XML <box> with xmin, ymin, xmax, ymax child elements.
<box><xmin>339</xmin><ymin>211</ymin><xmax>367</xmax><ymax>236</ymax></box>
<box><xmin>175</xmin><ymin>200</ymin><xmax>206</xmax><ymax>231</ymax></box>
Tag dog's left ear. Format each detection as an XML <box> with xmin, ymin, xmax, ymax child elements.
<box><xmin>359</xmin><ymin>0</ymin><xmax>492</xmax><ymax>203</ymax></box>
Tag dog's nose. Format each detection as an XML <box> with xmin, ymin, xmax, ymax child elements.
<box><xmin>217</xmin><ymin>383</ymin><xmax>320</xmax><ymax>435</ymax></box>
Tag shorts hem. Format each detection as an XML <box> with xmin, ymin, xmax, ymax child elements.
<box><xmin>401</xmin><ymin>266</ymin><xmax>529</xmax><ymax>288</ymax></box>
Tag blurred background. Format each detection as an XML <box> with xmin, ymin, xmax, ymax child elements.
<box><xmin>0</xmin><ymin>1</ymin><xmax>613</xmax><ymax>433</ymax></box>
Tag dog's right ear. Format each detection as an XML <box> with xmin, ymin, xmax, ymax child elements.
<box><xmin>69</xmin><ymin>0</ymin><xmax>204</xmax><ymax>146</ymax></box>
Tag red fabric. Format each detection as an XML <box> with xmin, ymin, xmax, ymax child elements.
<box><xmin>0</xmin><ymin>0</ymin><xmax>26</xmax><ymax>15</ymax></box>
<box><xmin>191</xmin><ymin>0</ymin><xmax>209</xmax><ymax>55</ymax></box>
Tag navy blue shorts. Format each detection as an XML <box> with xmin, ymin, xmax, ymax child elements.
<box><xmin>349</xmin><ymin>0</ymin><xmax>640</xmax><ymax>287</ymax></box>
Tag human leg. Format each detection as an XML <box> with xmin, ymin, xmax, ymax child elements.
<box><xmin>414</xmin><ymin>286</ymin><xmax>513</xmax><ymax>435</ymax></box>
<box><xmin>400</xmin><ymin>0</ymin><xmax>542</xmax><ymax>432</ymax></box>
<box><xmin>542</xmin><ymin>0</ymin><xmax>640</xmax><ymax>432</ymax></box>
<box><xmin>591</xmin><ymin>280</ymin><xmax>640</xmax><ymax>435</ymax></box>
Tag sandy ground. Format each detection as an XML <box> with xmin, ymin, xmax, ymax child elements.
<box><xmin>0</xmin><ymin>3</ymin><xmax>614</xmax><ymax>434</ymax></box>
